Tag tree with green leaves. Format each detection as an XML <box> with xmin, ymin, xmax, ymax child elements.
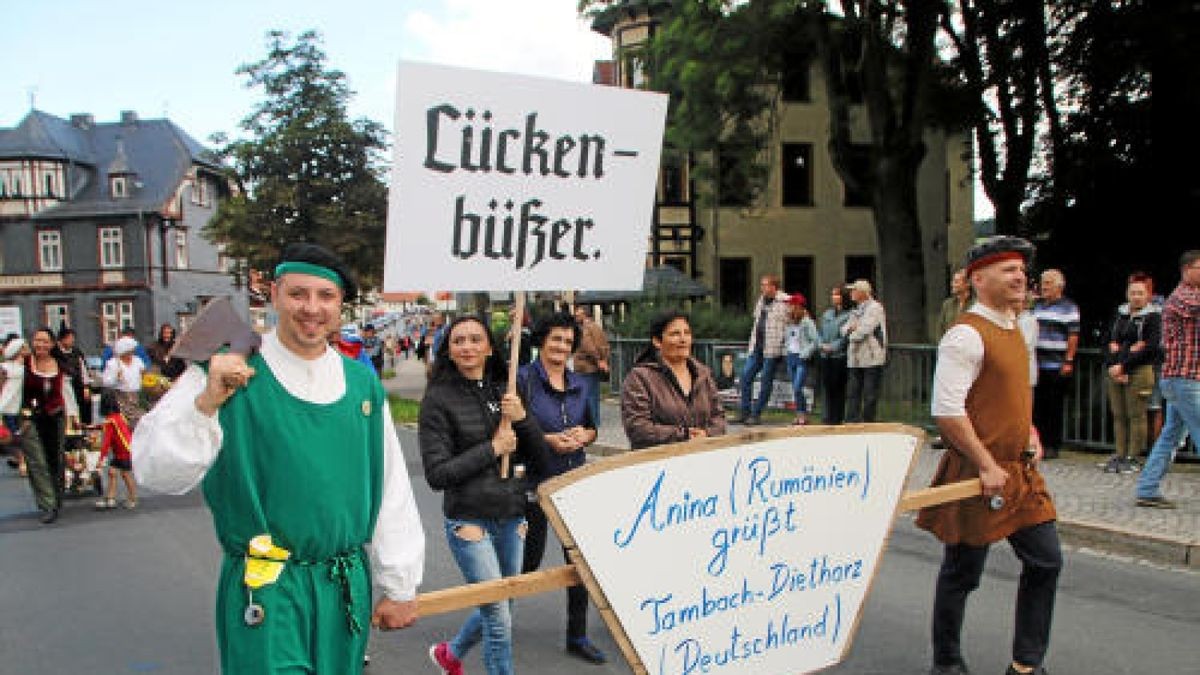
<box><xmin>205</xmin><ymin>30</ymin><xmax>388</xmax><ymax>295</ymax></box>
<box><xmin>583</xmin><ymin>1</ymin><xmax>958</xmax><ymax>342</ymax></box>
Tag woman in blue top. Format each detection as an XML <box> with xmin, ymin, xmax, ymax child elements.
<box><xmin>784</xmin><ymin>293</ymin><xmax>820</xmax><ymax>425</ymax></box>
<box><xmin>817</xmin><ymin>285</ymin><xmax>853</xmax><ymax>424</ymax></box>
<box><xmin>516</xmin><ymin>312</ymin><xmax>607</xmax><ymax>664</ymax></box>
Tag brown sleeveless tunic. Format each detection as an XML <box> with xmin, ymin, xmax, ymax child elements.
<box><xmin>916</xmin><ymin>312</ymin><xmax>1057</xmax><ymax>545</ymax></box>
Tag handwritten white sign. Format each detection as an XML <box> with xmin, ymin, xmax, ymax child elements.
<box><xmin>384</xmin><ymin>61</ymin><xmax>668</xmax><ymax>292</ymax></box>
<box><xmin>544</xmin><ymin>429</ymin><xmax>920</xmax><ymax>675</ymax></box>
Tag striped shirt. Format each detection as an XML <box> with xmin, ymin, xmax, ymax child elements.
<box><xmin>1033</xmin><ymin>297</ymin><xmax>1080</xmax><ymax>370</ymax></box>
<box><xmin>1162</xmin><ymin>282</ymin><xmax>1200</xmax><ymax>380</ymax></box>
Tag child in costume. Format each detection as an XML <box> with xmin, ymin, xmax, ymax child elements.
<box><xmin>95</xmin><ymin>389</ymin><xmax>137</xmax><ymax>509</ymax></box>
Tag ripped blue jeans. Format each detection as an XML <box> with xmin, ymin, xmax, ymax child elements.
<box><xmin>444</xmin><ymin>517</ymin><xmax>526</xmax><ymax>675</ymax></box>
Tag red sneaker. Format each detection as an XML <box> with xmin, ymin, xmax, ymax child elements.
<box><xmin>429</xmin><ymin>642</ymin><xmax>464</xmax><ymax>675</ymax></box>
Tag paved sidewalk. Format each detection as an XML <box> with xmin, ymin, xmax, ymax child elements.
<box><xmin>384</xmin><ymin>357</ymin><xmax>1199</xmax><ymax>568</ymax></box>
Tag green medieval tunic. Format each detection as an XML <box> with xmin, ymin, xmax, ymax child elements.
<box><xmin>202</xmin><ymin>352</ymin><xmax>384</xmax><ymax>674</ymax></box>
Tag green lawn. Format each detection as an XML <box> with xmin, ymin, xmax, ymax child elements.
<box><xmin>388</xmin><ymin>394</ymin><xmax>421</xmax><ymax>425</ymax></box>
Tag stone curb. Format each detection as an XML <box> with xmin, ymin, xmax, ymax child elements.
<box><xmin>1056</xmin><ymin>518</ymin><xmax>1198</xmax><ymax>569</ymax></box>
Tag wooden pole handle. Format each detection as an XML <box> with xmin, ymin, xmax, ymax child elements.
<box><xmin>499</xmin><ymin>292</ymin><xmax>526</xmax><ymax>479</ymax></box>
<box><xmin>417</xmin><ymin>564</ymin><xmax>582</xmax><ymax>617</ymax></box>
<box><xmin>897</xmin><ymin>478</ymin><xmax>984</xmax><ymax>512</ymax></box>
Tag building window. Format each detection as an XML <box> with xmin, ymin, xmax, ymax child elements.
<box><xmin>101</xmin><ymin>300</ymin><xmax>135</xmax><ymax>345</ymax></box>
<box><xmin>43</xmin><ymin>173</ymin><xmax>55</xmax><ymax>197</ymax></box>
<box><xmin>111</xmin><ymin>176</ymin><xmax>127</xmax><ymax>199</ymax></box>
<box><xmin>719</xmin><ymin>257</ymin><xmax>751</xmax><ymax>311</ymax></box>
<box><xmin>842</xmin><ymin>144</ymin><xmax>871</xmax><ymax>207</ymax></box>
<box><xmin>43</xmin><ymin>303</ymin><xmax>70</xmax><ymax>331</ymax></box>
<box><xmin>192</xmin><ymin>175</ymin><xmax>209</xmax><ymax>206</ymax></box>
<box><xmin>174</xmin><ymin>229</ymin><xmax>189</xmax><ymax>269</ymax></box>
<box><xmin>622</xmin><ymin>52</ymin><xmax>647</xmax><ymax>89</ymax></box>
<box><xmin>781</xmin><ymin>61</ymin><xmax>811</xmax><ymax>102</ymax></box>
<box><xmin>783</xmin><ymin>256</ymin><xmax>814</xmax><ymax>305</ymax></box>
<box><xmin>100</xmin><ymin>227</ymin><xmax>124</xmax><ymax>268</ymax></box>
<box><xmin>660</xmin><ymin>151</ymin><xmax>688</xmax><ymax>205</ymax></box>
<box><xmin>38</xmin><ymin>230</ymin><xmax>63</xmax><ymax>271</ymax></box>
<box><xmin>781</xmin><ymin>143</ymin><xmax>813</xmax><ymax>207</ymax></box>
<box><xmin>717</xmin><ymin>149</ymin><xmax>753</xmax><ymax>207</ymax></box>
<box><xmin>845</xmin><ymin>255</ymin><xmax>877</xmax><ymax>288</ymax></box>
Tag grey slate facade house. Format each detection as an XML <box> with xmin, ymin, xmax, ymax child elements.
<box><xmin>0</xmin><ymin>110</ymin><xmax>247</xmax><ymax>356</ymax></box>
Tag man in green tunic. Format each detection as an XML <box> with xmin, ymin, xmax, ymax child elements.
<box><xmin>134</xmin><ymin>243</ymin><xmax>425</xmax><ymax>674</ymax></box>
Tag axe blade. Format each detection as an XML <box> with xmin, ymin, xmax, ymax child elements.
<box><xmin>170</xmin><ymin>297</ymin><xmax>261</xmax><ymax>362</ymax></box>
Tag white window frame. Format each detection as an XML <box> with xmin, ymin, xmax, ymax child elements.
<box><xmin>43</xmin><ymin>303</ymin><xmax>70</xmax><ymax>331</ymax></box>
<box><xmin>111</xmin><ymin>176</ymin><xmax>126</xmax><ymax>199</ymax></box>
<box><xmin>38</xmin><ymin>230</ymin><xmax>63</xmax><ymax>271</ymax></box>
<box><xmin>174</xmin><ymin>229</ymin><xmax>189</xmax><ymax>269</ymax></box>
<box><xmin>100</xmin><ymin>226</ymin><xmax>124</xmax><ymax>268</ymax></box>
<box><xmin>100</xmin><ymin>300</ymin><xmax>135</xmax><ymax>345</ymax></box>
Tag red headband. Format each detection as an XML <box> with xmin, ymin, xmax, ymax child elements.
<box><xmin>966</xmin><ymin>251</ymin><xmax>1024</xmax><ymax>276</ymax></box>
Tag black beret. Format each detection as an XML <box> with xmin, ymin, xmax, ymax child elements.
<box><xmin>964</xmin><ymin>236</ymin><xmax>1035</xmax><ymax>275</ymax></box>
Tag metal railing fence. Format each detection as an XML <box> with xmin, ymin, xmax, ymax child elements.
<box><xmin>604</xmin><ymin>337</ymin><xmax>1195</xmax><ymax>456</ymax></box>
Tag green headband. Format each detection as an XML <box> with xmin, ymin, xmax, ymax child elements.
<box><xmin>274</xmin><ymin>261</ymin><xmax>343</xmax><ymax>288</ymax></box>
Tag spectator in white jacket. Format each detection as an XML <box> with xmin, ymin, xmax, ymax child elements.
<box><xmin>842</xmin><ymin>279</ymin><xmax>888</xmax><ymax>422</ymax></box>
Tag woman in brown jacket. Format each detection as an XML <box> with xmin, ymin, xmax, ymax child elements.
<box><xmin>620</xmin><ymin>310</ymin><xmax>726</xmax><ymax>449</ymax></box>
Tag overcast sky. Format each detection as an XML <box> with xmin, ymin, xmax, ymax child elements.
<box><xmin>1</xmin><ymin>0</ymin><xmax>611</xmax><ymax>143</ymax></box>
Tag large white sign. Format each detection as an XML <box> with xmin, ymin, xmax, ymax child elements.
<box><xmin>384</xmin><ymin>61</ymin><xmax>668</xmax><ymax>292</ymax></box>
<box><xmin>543</xmin><ymin>428</ymin><xmax>920</xmax><ymax>675</ymax></box>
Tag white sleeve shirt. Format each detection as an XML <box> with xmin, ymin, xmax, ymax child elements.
<box><xmin>132</xmin><ymin>330</ymin><xmax>425</xmax><ymax>601</ymax></box>
<box><xmin>102</xmin><ymin>356</ymin><xmax>145</xmax><ymax>393</ymax></box>
<box><xmin>931</xmin><ymin>303</ymin><xmax>1015</xmax><ymax>418</ymax></box>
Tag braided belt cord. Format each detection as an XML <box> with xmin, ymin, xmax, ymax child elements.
<box><xmin>327</xmin><ymin>551</ymin><xmax>363</xmax><ymax>634</ymax></box>
<box><xmin>287</xmin><ymin>547</ymin><xmax>366</xmax><ymax>635</ymax></box>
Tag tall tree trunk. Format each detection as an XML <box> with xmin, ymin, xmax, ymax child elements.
<box><xmin>871</xmin><ymin>154</ymin><xmax>927</xmax><ymax>343</ymax></box>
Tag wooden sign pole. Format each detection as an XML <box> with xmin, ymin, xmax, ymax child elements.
<box><xmin>414</xmin><ymin>477</ymin><xmax>985</xmax><ymax>617</ymax></box>
<box><xmin>499</xmin><ymin>291</ymin><xmax>525</xmax><ymax>479</ymax></box>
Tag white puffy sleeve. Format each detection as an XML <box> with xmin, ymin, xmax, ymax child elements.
<box><xmin>132</xmin><ymin>364</ymin><xmax>223</xmax><ymax>494</ymax></box>
<box><xmin>365</xmin><ymin>399</ymin><xmax>426</xmax><ymax>601</ymax></box>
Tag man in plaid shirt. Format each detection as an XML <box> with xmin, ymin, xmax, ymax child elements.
<box><xmin>733</xmin><ymin>274</ymin><xmax>791</xmax><ymax>425</ymax></box>
<box><xmin>1135</xmin><ymin>249</ymin><xmax>1200</xmax><ymax>508</ymax></box>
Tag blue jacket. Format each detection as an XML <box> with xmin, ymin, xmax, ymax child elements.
<box><xmin>517</xmin><ymin>360</ymin><xmax>592</xmax><ymax>483</ymax></box>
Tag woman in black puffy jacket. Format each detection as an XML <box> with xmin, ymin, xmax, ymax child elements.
<box><xmin>419</xmin><ymin>315</ymin><xmax>546</xmax><ymax>675</ymax></box>
<box><xmin>1102</xmin><ymin>272</ymin><xmax>1162</xmax><ymax>473</ymax></box>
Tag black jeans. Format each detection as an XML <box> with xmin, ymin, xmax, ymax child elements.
<box><xmin>932</xmin><ymin>521</ymin><xmax>1062</xmax><ymax>668</ymax></box>
<box><xmin>819</xmin><ymin>356</ymin><xmax>847</xmax><ymax>424</ymax></box>
<box><xmin>523</xmin><ymin>500</ymin><xmax>589</xmax><ymax>641</ymax></box>
<box><xmin>845</xmin><ymin>365</ymin><xmax>882</xmax><ymax>423</ymax></box>
<box><xmin>1034</xmin><ymin>369</ymin><xmax>1070</xmax><ymax>451</ymax></box>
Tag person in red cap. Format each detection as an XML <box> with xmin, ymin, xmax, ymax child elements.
<box><xmin>783</xmin><ymin>293</ymin><xmax>819</xmax><ymax>425</ymax></box>
<box><xmin>916</xmin><ymin>235</ymin><xmax>1060</xmax><ymax>675</ymax></box>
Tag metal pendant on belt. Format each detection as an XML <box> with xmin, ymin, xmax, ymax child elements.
<box><xmin>244</xmin><ymin>587</ymin><xmax>265</xmax><ymax>627</ymax></box>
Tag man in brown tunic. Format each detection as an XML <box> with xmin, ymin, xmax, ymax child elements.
<box><xmin>916</xmin><ymin>237</ymin><xmax>1061</xmax><ymax>675</ymax></box>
